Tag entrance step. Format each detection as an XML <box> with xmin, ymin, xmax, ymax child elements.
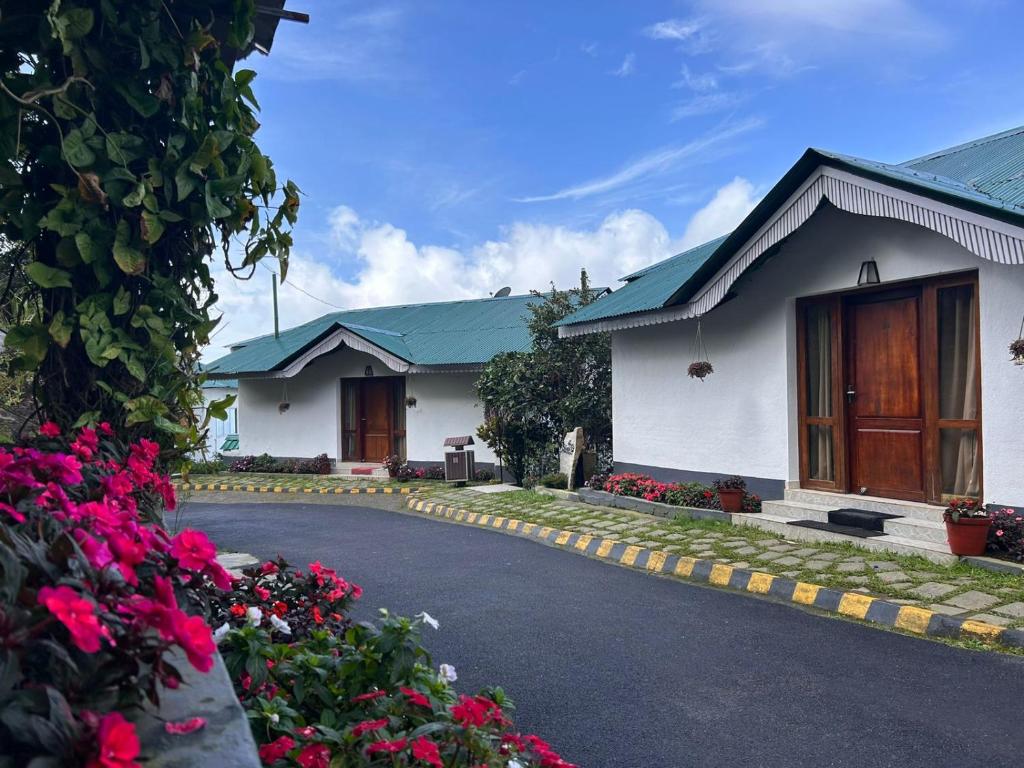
<box><xmin>784</xmin><ymin>488</ymin><xmax>946</xmax><ymax>522</ymax></box>
<box><xmin>827</xmin><ymin>508</ymin><xmax>900</xmax><ymax>532</ymax></box>
<box><xmin>334</xmin><ymin>462</ymin><xmax>389</xmax><ymax>478</ymax></box>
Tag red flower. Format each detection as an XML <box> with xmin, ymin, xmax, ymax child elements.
<box><xmin>411</xmin><ymin>736</ymin><xmax>443</xmax><ymax>767</ymax></box>
<box><xmin>311</xmin><ymin>606</ymin><xmax>324</xmax><ymax>624</ymax></box>
<box><xmin>39</xmin><ymin>421</ymin><xmax>61</xmax><ymax>438</ymax></box>
<box><xmin>294</xmin><ymin>726</ymin><xmax>316</xmax><ymax>738</ymax></box>
<box><xmin>87</xmin><ymin>712</ymin><xmax>140</xmax><ymax>768</ymax></box>
<box><xmin>172</xmin><ymin>613</ymin><xmax>215</xmax><ymax>673</ymax></box>
<box><xmin>170</xmin><ymin>529</ymin><xmax>217</xmax><ymax>572</ymax></box>
<box><xmin>38</xmin><ymin>585</ymin><xmax>107</xmax><ymax>653</ymax></box>
<box><xmin>367</xmin><ymin>738</ymin><xmax>408</xmax><ymax>755</ymax></box>
<box><xmin>272</xmin><ymin>601</ymin><xmax>288</xmax><ymax>617</ymax></box>
<box><xmin>260</xmin><ymin>561</ymin><xmax>280</xmax><ymax>575</ymax></box>
<box><xmin>352</xmin><ymin>690</ymin><xmax>387</xmax><ymax>703</ymax></box>
<box><xmin>258</xmin><ymin>735</ymin><xmax>295</xmax><ymax>764</ymax></box>
<box><xmin>296</xmin><ymin>743</ymin><xmax>330</xmax><ymax>768</ymax></box>
<box><xmin>400</xmin><ymin>686</ymin><xmax>431</xmax><ymax>708</ymax></box>
<box><xmin>164</xmin><ymin>717</ymin><xmax>206</xmax><ymax>735</ymax></box>
<box><xmin>451</xmin><ymin>695</ymin><xmax>504</xmax><ymax>728</ymax></box>
<box><xmin>352</xmin><ymin>718</ymin><xmax>389</xmax><ymax>737</ymax></box>
<box><xmin>230</xmin><ymin>603</ymin><xmax>247</xmax><ymax>617</ymax></box>
<box><xmin>254</xmin><ymin>585</ymin><xmax>271</xmax><ymax>601</ymax></box>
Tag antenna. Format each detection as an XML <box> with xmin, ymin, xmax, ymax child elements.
<box><xmin>492</xmin><ymin>286</ymin><xmax>512</xmax><ymax>298</ymax></box>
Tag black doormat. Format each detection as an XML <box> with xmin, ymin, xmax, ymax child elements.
<box><xmin>787</xmin><ymin>519</ymin><xmax>886</xmax><ymax>538</ymax></box>
<box><xmin>827</xmin><ymin>507</ymin><xmax>901</xmax><ymax>532</ymax></box>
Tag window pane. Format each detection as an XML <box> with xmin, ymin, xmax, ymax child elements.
<box><xmin>343</xmin><ymin>432</ymin><xmax>356</xmax><ymax>459</ymax></box>
<box><xmin>805</xmin><ymin>304</ymin><xmax>832</xmax><ymax>418</ymax></box>
<box><xmin>938</xmin><ymin>285</ymin><xmax>978</xmax><ymax>420</ymax></box>
<box><xmin>940</xmin><ymin>428</ymin><xmax>980</xmax><ymax>497</ymax></box>
<box><xmin>343</xmin><ymin>383</ymin><xmax>357</xmax><ymax>430</ymax></box>
<box><xmin>807</xmin><ymin>425</ymin><xmax>834</xmax><ymax>482</ymax></box>
<box><xmin>392</xmin><ymin>378</ymin><xmax>407</xmax><ymax>460</ymax></box>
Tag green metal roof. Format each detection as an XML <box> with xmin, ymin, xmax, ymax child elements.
<box><xmin>206</xmin><ymin>293</ymin><xmax>545</xmax><ymax>376</ymax></box>
<box><xmin>219</xmin><ymin>434</ymin><xmax>239</xmax><ymax>452</ymax></box>
<box><xmin>560</xmin><ymin>125</ymin><xmax>1024</xmax><ymax>329</ymax></box>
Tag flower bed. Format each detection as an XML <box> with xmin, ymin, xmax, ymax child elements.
<box><xmin>229</xmin><ymin>454</ymin><xmax>332</xmax><ymax>475</ymax></box>
<box><xmin>592</xmin><ymin>472</ymin><xmax>762</xmax><ymax>513</ymax></box>
<box><xmin>0</xmin><ymin>424</ymin><xmax>233</xmax><ymax>766</ymax></box>
<box><xmin>988</xmin><ymin>507</ymin><xmax>1024</xmax><ymax>562</ymax></box>
<box><xmin>212</xmin><ymin>557</ymin><xmax>577</xmax><ymax>767</ymax></box>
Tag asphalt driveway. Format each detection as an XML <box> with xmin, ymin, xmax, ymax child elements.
<box><xmin>181</xmin><ymin>498</ymin><xmax>1024</xmax><ymax>768</ymax></box>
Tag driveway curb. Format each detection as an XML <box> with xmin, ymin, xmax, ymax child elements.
<box><xmin>406</xmin><ymin>497</ymin><xmax>1024</xmax><ymax>650</ymax></box>
<box><xmin>179</xmin><ymin>482</ymin><xmax>418</xmax><ymax>495</ymax></box>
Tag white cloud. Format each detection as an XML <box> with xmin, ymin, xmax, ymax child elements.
<box><xmin>206</xmin><ymin>178</ymin><xmax>761</xmax><ymax>357</ymax></box>
<box><xmin>679</xmin><ymin>177</ymin><xmax>759</xmax><ymax>249</ymax></box>
<box><xmin>705</xmin><ymin>0</ymin><xmax>939</xmax><ymax>38</ymax></box>
<box><xmin>643</xmin><ymin>18</ymin><xmax>705</xmax><ymax>41</ymax></box>
<box><xmin>671</xmin><ymin>93</ymin><xmax>745</xmax><ymax>120</ymax></box>
<box><xmin>516</xmin><ymin>118</ymin><xmax>762</xmax><ymax>203</ymax></box>
<box><xmin>673</xmin><ymin>65</ymin><xmax>718</xmax><ymax>92</ymax></box>
<box><xmin>611</xmin><ymin>53</ymin><xmax>636</xmax><ymax>77</ymax></box>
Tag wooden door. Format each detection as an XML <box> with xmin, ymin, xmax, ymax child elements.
<box><xmin>361</xmin><ymin>379</ymin><xmax>393</xmax><ymax>462</ymax></box>
<box><xmin>845</xmin><ymin>291</ymin><xmax>925</xmax><ymax>501</ymax></box>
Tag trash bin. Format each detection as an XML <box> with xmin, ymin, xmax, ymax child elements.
<box><xmin>443</xmin><ymin>435</ymin><xmax>476</xmax><ymax>483</ymax></box>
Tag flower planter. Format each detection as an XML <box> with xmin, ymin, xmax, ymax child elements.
<box><xmin>945</xmin><ymin>516</ymin><xmax>992</xmax><ymax>556</ymax></box>
<box><xmin>717</xmin><ymin>488</ymin><xmax>744</xmax><ymax>514</ymax></box>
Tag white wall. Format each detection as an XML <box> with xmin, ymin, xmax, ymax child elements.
<box><xmin>196</xmin><ymin>386</ymin><xmax>237</xmax><ymax>455</ymax></box>
<box><xmin>612</xmin><ymin>206</ymin><xmax>1024</xmax><ymax>505</ymax></box>
<box><xmin>235</xmin><ymin>347</ymin><xmax>496</xmax><ymax>465</ymax></box>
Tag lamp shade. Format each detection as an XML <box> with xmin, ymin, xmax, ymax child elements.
<box><xmin>857</xmin><ymin>259</ymin><xmax>880</xmax><ymax>286</ymax></box>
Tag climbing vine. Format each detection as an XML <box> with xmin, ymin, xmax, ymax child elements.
<box><xmin>0</xmin><ymin>0</ymin><xmax>299</xmax><ymax>453</ymax></box>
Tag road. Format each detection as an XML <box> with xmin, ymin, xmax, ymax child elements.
<box><xmin>182</xmin><ymin>498</ymin><xmax>1024</xmax><ymax>768</ymax></box>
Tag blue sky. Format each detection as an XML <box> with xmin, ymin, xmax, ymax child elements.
<box><xmin>209</xmin><ymin>0</ymin><xmax>1024</xmax><ymax>352</ymax></box>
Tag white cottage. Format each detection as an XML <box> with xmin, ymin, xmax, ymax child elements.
<box><xmin>558</xmin><ymin>127</ymin><xmax>1024</xmax><ymax>554</ymax></box>
<box><xmin>204</xmin><ymin>293</ymin><xmax>545</xmax><ymax>472</ymax></box>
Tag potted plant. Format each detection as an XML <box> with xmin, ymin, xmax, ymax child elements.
<box><xmin>1011</xmin><ymin>338</ymin><xmax>1024</xmax><ymax>365</ymax></box>
<box><xmin>943</xmin><ymin>498</ymin><xmax>991</xmax><ymax>556</ymax></box>
<box><xmin>713</xmin><ymin>475</ymin><xmax>747</xmax><ymax>513</ymax></box>
<box><xmin>687</xmin><ymin>360</ymin><xmax>714</xmax><ymax>380</ymax></box>
<box><xmin>382</xmin><ymin>454</ymin><xmax>403</xmax><ymax>478</ymax></box>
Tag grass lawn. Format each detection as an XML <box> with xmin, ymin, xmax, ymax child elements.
<box><xmin>179</xmin><ymin>472</ymin><xmax>445</xmax><ymax>490</ymax></box>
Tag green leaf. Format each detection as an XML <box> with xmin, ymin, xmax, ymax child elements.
<box><xmin>6</xmin><ymin>323</ymin><xmax>50</xmax><ymax>367</ymax></box>
<box><xmin>75</xmin><ymin>231</ymin><xmax>97</xmax><ymax>263</ymax></box>
<box><xmin>112</xmin><ymin>221</ymin><xmax>146</xmax><ymax>275</ymax></box>
<box><xmin>124</xmin><ymin>354</ymin><xmax>146</xmax><ymax>382</ymax></box>
<box><xmin>175</xmin><ymin>164</ymin><xmax>198</xmax><ymax>202</ymax></box>
<box><xmin>190</xmin><ymin>133</ymin><xmax>220</xmax><ymax>172</ymax></box>
<box><xmin>25</xmin><ymin>262</ymin><xmax>72</xmax><ymax>289</ymax></box>
<box><xmin>48</xmin><ymin>312</ymin><xmax>73</xmax><ymax>348</ymax></box>
<box><xmin>140</xmin><ymin>210</ymin><xmax>165</xmax><ymax>244</ymax></box>
<box><xmin>62</xmin><ymin>129</ymin><xmax>95</xmax><ymax>167</ymax></box>
<box><xmin>204</xmin><ymin>181</ymin><xmax>232</xmax><ymax>219</ymax></box>
<box><xmin>122</xmin><ymin>181</ymin><xmax>145</xmax><ymax>208</ymax></box>
<box><xmin>115</xmin><ymin>82</ymin><xmax>160</xmax><ymax>118</ymax></box>
<box><xmin>112</xmin><ymin>286</ymin><xmax>131</xmax><ymax>316</ymax></box>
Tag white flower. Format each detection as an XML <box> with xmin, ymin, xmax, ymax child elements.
<box><xmin>438</xmin><ymin>663</ymin><xmax>457</xmax><ymax>682</ymax></box>
<box><xmin>212</xmin><ymin>622</ymin><xmax>231</xmax><ymax>643</ymax></box>
<box><xmin>269</xmin><ymin>713</ymin><xmax>279</xmax><ymax>724</ymax></box>
<box><xmin>270</xmin><ymin>613</ymin><xmax>292</xmax><ymax>635</ymax></box>
<box><xmin>246</xmin><ymin>606</ymin><xmax>263</xmax><ymax>627</ymax></box>
<box><xmin>417</xmin><ymin>611</ymin><xmax>440</xmax><ymax>630</ymax></box>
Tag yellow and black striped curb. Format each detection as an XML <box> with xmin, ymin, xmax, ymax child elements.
<box><xmin>178</xmin><ymin>482</ymin><xmax>418</xmax><ymax>496</ymax></box>
<box><xmin>406</xmin><ymin>497</ymin><xmax>1024</xmax><ymax>650</ymax></box>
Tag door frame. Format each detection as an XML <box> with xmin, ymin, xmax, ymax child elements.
<box><xmin>795</xmin><ymin>270</ymin><xmax>982</xmax><ymax>503</ymax></box>
<box><xmin>341</xmin><ymin>376</ymin><xmax>406</xmax><ymax>462</ymax></box>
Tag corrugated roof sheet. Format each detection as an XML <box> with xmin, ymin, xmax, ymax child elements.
<box><xmin>206</xmin><ymin>293</ymin><xmax>543</xmax><ymax>376</ymax></box>
<box><xmin>560</xmin><ymin>125</ymin><xmax>1024</xmax><ymax>328</ymax></box>
<box><xmin>554</xmin><ymin>236</ymin><xmax>726</xmax><ymax>327</ymax></box>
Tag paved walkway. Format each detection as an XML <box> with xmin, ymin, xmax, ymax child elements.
<box><xmin>183</xmin><ymin>498</ymin><xmax>1024</xmax><ymax>768</ymax></box>
<box><xmin>415</xmin><ymin>487</ymin><xmax>1024</xmax><ymax>632</ymax></box>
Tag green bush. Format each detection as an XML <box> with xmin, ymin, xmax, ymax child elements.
<box><xmin>539</xmin><ymin>472</ymin><xmax>567</xmax><ymax>489</ymax></box>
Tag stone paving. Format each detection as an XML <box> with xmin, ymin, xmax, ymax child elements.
<box><xmin>417</xmin><ymin>486</ymin><xmax>1024</xmax><ymax>630</ymax></box>
<box><xmin>180</xmin><ymin>472</ymin><xmax>443</xmax><ymax>491</ymax></box>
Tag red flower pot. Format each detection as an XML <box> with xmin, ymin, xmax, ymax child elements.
<box><xmin>944</xmin><ymin>516</ymin><xmax>991</xmax><ymax>556</ymax></box>
<box><xmin>717</xmin><ymin>488</ymin><xmax>744</xmax><ymax>514</ymax></box>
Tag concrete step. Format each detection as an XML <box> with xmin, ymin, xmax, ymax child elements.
<box><xmin>882</xmin><ymin>516</ymin><xmax>949</xmax><ymax>545</ymax></box>
<box><xmin>334</xmin><ymin>463</ymin><xmax>390</xmax><ymax>478</ymax></box>
<box><xmin>735</xmin><ymin>513</ymin><xmax>957</xmax><ymax>565</ymax></box>
<box><xmin>762</xmin><ymin>499</ymin><xmax>833</xmax><ymax>523</ymax></box>
<box><xmin>784</xmin><ymin>488</ymin><xmax>946</xmax><ymax>522</ymax></box>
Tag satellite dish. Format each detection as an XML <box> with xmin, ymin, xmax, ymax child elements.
<box><xmin>492</xmin><ymin>286</ymin><xmax>512</xmax><ymax>298</ymax></box>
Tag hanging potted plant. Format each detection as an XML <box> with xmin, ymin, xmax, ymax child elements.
<box><xmin>713</xmin><ymin>475</ymin><xmax>747</xmax><ymax>514</ymax></box>
<box><xmin>1011</xmin><ymin>314</ymin><xmax>1024</xmax><ymax>364</ymax></box>
<box><xmin>943</xmin><ymin>498</ymin><xmax>991</xmax><ymax>556</ymax></box>
<box><xmin>687</xmin><ymin>317</ymin><xmax>714</xmax><ymax>380</ymax></box>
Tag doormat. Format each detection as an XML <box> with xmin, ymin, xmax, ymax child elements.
<box><xmin>787</xmin><ymin>519</ymin><xmax>887</xmax><ymax>538</ymax></box>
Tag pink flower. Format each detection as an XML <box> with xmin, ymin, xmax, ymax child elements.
<box><xmin>294</xmin><ymin>726</ymin><xmax>316</xmax><ymax>738</ymax></box>
<box><xmin>172</xmin><ymin>613</ymin><xmax>215</xmax><ymax>673</ymax></box>
<box><xmin>39</xmin><ymin>421</ymin><xmax>61</xmax><ymax>438</ymax></box>
<box><xmin>400</xmin><ymin>686</ymin><xmax>431</xmax><ymax>708</ymax></box>
<box><xmin>87</xmin><ymin>711</ymin><xmax>140</xmax><ymax>768</ymax></box>
<box><xmin>38</xmin><ymin>585</ymin><xmax>107</xmax><ymax>653</ymax></box>
<box><xmin>996</xmin><ymin>529</ymin><xmax>1005</xmax><ymax>537</ymax></box>
<box><xmin>296</xmin><ymin>744</ymin><xmax>330</xmax><ymax>768</ymax></box>
<box><xmin>0</xmin><ymin>501</ymin><xmax>25</xmax><ymax>523</ymax></box>
<box><xmin>260</xmin><ymin>561</ymin><xmax>280</xmax><ymax>574</ymax></box>
<box><xmin>164</xmin><ymin>717</ymin><xmax>206</xmax><ymax>735</ymax></box>
<box><xmin>411</xmin><ymin>737</ymin><xmax>443</xmax><ymax>767</ymax></box>
<box><xmin>171</xmin><ymin>529</ymin><xmax>217</xmax><ymax>572</ymax></box>
<box><xmin>258</xmin><ymin>735</ymin><xmax>295</xmax><ymax>764</ymax></box>
<box><xmin>352</xmin><ymin>718</ymin><xmax>389</xmax><ymax>737</ymax></box>
<box><xmin>254</xmin><ymin>585</ymin><xmax>271</xmax><ymax>601</ymax></box>
<box><xmin>367</xmin><ymin>738</ymin><xmax>408</xmax><ymax>755</ymax></box>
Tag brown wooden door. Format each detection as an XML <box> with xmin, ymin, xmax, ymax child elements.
<box><xmin>361</xmin><ymin>379</ymin><xmax>393</xmax><ymax>462</ymax></box>
<box><xmin>845</xmin><ymin>291</ymin><xmax>925</xmax><ymax>501</ymax></box>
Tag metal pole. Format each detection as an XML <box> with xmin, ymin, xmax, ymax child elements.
<box><xmin>272</xmin><ymin>273</ymin><xmax>279</xmax><ymax>339</ymax></box>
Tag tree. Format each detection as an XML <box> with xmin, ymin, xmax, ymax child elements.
<box><xmin>476</xmin><ymin>270</ymin><xmax>611</xmax><ymax>484</ymax></box>
<box><xmin>0</xmin><ymin>0</ymin><xmax>299</xmax><ymax>455</ymax></box>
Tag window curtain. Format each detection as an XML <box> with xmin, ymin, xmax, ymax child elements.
<box><xmin>938</xmin><ymin>286</ymin><xmax>979</xmax><ymax>496</ymax></box>
<box><xmin>806</xmin><ymin>305</ymin><xmax>834</xmax><ymax>481</ymax></box>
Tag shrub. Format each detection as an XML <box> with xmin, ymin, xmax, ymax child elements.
<box><xmin>539</xmin><ymin>472</ymin><xmax>568</xmax><ymax>489</ymax></box>
<box><xmin>190</xmin><ymin>455</ymin><xmax>226</xmax><ymax>475</ymax></box>
<box><xmin>417</xmin><ymin>464</ymin><xmax>446</xmax><ymax>480</ymax></box>
<box><xmin>741</xmin><ymin>493</ymin><xmax>763</xmax><ymax>514</ymax></box>
<box><xmin>395</xmin><ymin>464</ymin><xmax>417</xmax><ymax>482</ymax></box>
<box><xmin>252</xmin><ymin>453</ymin><xmax>280</xmax><ymax>472</ymax></box>
<box><xmin>988</xmin><ymin>508</ymin><xmax>1024</xmax><ymax>561</ymax></box>
<box><xmin>663</xmin><ymin>482</ymin><xmax>718</xmax><ymax>510</ymax></box>
<box><xmin>0</xmin><ymin>423</ymin><xmax>232</xmax><ymax>767</ymax></box>
<box><xmin>296</xmin><ymin>453</ymin><xmax>332</xmax><ymax>475</ymax></box>
<box><xmin>712</xmin><ymin>475</ymin><xmax>747</xmax><ymax>492</ymax></box>
<box><xmin>214</xmin><ymin>559</ymin><xmax>578</xmax><ymax>768</ymax></box>
<box><xmin>585</xmin><ymin>472</ymin><xmax>609</xmax><ymax>490</ymax></box>
<box><xmin>230</xmin><ymin>454</ymin><xmax>257</xmax><ymax>472</ymax></box>
<box><xmin>474</xmin><ymin>468</ymin><xmax>496</xmax><ymax>482</ymax></box>
<box><xmin>382</xmin><ymin>455</ymin><xmax>404</xmax><ymax>476</ymax></box>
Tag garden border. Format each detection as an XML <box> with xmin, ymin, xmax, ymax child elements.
<box><xmin>405</xmin><ymin>496</ymin><xmax>1024</xmax><ymax>651</ymax></box>
<box><xmin>178</xmin><ymin>482</ymin><xmax>421</xmax><ymax>495</ymax></box>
